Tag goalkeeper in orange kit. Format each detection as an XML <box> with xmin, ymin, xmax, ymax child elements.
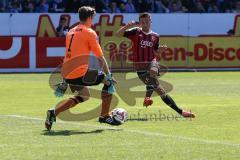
<box><xmin>45</xmin><ymin>6</ymin><xmax>121</xmax><ymax>131</ymax></box>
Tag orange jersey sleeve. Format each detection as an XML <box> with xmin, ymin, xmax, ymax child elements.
<box><xmin>88</xmin><ymin>29</ymin><xmax>103</xmax><ymax>58</ymax></box>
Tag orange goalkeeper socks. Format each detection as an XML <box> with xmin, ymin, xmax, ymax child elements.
<box><xmin>100</xmin><ymin>91</ymin><xmax>112</xmax><ymax>117</ymax></box>
<box><xmin>55</xmin><ymin>98</ymin><xmax>79</xmax><ymax>116</ymax></box>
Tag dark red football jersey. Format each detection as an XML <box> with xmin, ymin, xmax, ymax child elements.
<box><xmin>124</xmin><ymin>27</ymin><xmax>159</xmax><ymax>69</ymax></box>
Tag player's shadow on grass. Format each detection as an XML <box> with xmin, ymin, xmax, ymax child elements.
<box><xmin>42</xmin><ymin>129</ymin><xmax>121</xmax><ymax>136</ymax></box>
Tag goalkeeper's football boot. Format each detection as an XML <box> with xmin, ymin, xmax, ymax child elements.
<box><xmin>45</xmin><ymin>109</ymin><xmax>56</xmax><ymax>131</ymax></box>
<box><xmin>99</xmin><ymin>115</ymin><xmax>121</xmax><ymax>126</ymax></box>
<box><xmin>143</xmin><ymin>97</ymin><xmax>153</xmax><ymax>107</ymax></box>
<box><xmin>182</xmin><ymin>110</ymin><xmax>195</xmax><ymax>118</ymax></box>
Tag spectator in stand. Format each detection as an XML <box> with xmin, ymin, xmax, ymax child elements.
<box><xmin>0</xmin><ymin>0</ymin><xmax>6</xmax><ymax>12</ymax></box>
<box><xmin>220</xmin><ymin>0</ymin><xmax>235</xmax><ymax>13</ymax></box>
<box><xmin>125</xmin><ymin>0</ymin><xmax>136</xmax><ymax>13</ymax></box>
<box><xmin>181</xmin><ymin>6</ymin><xmax>189</xmax><ymax>12</ymax></box>
<box><xmin>200</xmin><ymin>0</ymin><xmax>220</xmax><ymax>13</ymax></box>
<box><xmin>207</xmin><ymin>3</ymin><xmax>220</xmax><ymax>13</ymax></box>
<box><xmin>102</xmin><ymin>0</ymin><xmax>110</xmax><ymax>7</ymax></box>
<box><xmin>22</xmin><ymin>0</ymin><xmax>35</xmax><ymax>12</ymax></box>
<box><xmin>168</xmin><ymin>0</ymin><xmax>183</xmax><ymax>13</ymax></box>
<box><xmin>145</xmin><ymin>0</ymin><xmax>155</xmax><ymax>12</ymax></box>
<box><xmin>135</xmin><ymin>0</ymin><xmax>149</xmax><ymax>12</ymax></box>
<box><xmin>169</xmin><ymin>1</ymin><xmax>183</xmax><ymax>13</ymax></box>
<box><xmin>233</xmin><ymin>1</ymin><xmax>240</xmax><ymax>13</ymax></box>
<box><xmin>35</xmin><ymin>0</ymin><xmax>49</xmax><ymax>13</ymax></box>
<box><xmin>201</xmin><ymin>0</ymin><xmax>211</xmax><ymax>10</ymax></box>
<box><xmin>161</xmin><ymin>0</ymin><xmax>169</xmax><ymax>7</ymax></box>
<box><xmin>191</xmin><ymin>1</ymin><xmax>206</xmax><ymax>13</ymax></box>
<box><xmin>119</xmin><ymin>2</ymin><xmax>126</xmax><ymax>13</ymax></box>
<box><xmin>95</xmin><ymin>0</ymin><xmax>107</xmax><ymax>13</ymax></box>
<box><xmin>51</xmin><ymin>0</ymin><xmax>64</xmax><ymax>13</ymax></box>
<box><xmin>8</xmin><ymin>0</ymin><xmax>22</xmax><ymax>13</ymax></box>
<box><xmin>107</xmin><ymin>1</ymin><xmax>121</xmax><ymax>13</ymax></box>
<box><xmin>155</xmin><ymin>0</ymin><xmax>169</xmax><ymax>13</ymax></box>
<box><xmin>56</xmin><ymin>17</ymin><xmax>69</xmax><ymax>37</ymax></box>
<box><xmin>181</xmin><ymin>0</ymin><xmax>195</xmax><ymax>12</ymax></box>
<box><xmin>99</xmin><ymin>0</ymin><xmax>110</xmax><ymax>13</ymax></box>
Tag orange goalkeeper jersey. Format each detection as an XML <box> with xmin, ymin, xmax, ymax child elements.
<box><xmin>62</xmin><ymin>24</ymin><xmax>103</xmax><ymax>79</ymax></box>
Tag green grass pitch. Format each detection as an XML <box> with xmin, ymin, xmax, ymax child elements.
<box><xmin>0</xmin><ymin>72</ymin><xmax>240</xmax><ymax>160</ymax></box>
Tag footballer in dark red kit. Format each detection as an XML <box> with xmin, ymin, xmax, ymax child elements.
<box><xmin>116</xmin><ymin>12</ymin><xmax>195</xmax><ymax>118</ymax></box>
<box><xmin>123</xmin><ymin>23</ymin><xmax>160</xmax><ymax>69</ymax></box>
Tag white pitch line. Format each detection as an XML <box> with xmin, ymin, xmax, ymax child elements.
<box><xmin>1</xmin><ymin>114</ymin><xmax>240</xmax><ymax>148</ymax></box>
<box><xmin>0</xmin><ymin>114</ymin><xmax>120</xmax><ymax>131</ymax></box>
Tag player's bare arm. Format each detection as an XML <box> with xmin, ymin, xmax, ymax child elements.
<box><xmin>99</xmin><ymin>56</ymin><xmax>111</xmax><ymax>75</ymax></box>
<box><xmin>115</xmin><ymin>21</ymin><xmax>140</xmax><ymax>37</ymax></box>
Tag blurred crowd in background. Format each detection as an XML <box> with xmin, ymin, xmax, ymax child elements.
<box><xmin>0</xmin><ymin>0</ymin><xmax>240</xmax><ymax>13</ymax></box>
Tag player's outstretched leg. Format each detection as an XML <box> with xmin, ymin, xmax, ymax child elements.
<box><xmin>148</xmin><ymin>71</ymin><xmax>195</xmax><ymax>118</ymax></box>
<box><xmin>160</xmin><ymin>94</ymin><xmax>195</xmax><ymax>118</ymax></box>
<box><xmin>147</xmin><ymin>64</ymin><xmax>196</xmax><ymax>118</ymax></box>
<box><xmin>45</xmin><ymin>96</ymin><xmax>85</xmax><ymax>131</ymax></box>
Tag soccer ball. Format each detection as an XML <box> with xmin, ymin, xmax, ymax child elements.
<box><xmin>111</xmin><ymin>108</ymin><xmax>128</xmax><ymax>124</ymax></box>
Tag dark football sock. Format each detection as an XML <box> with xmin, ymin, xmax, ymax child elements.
<box><xmin>146</xmin><ymin>85</ymin><xmax>154</xmax><ymax>97</ymax></box>
<box><xmin>161</xmin><ymin>94</ymin><xmax>182</xmax><ymax>114</ymax></box>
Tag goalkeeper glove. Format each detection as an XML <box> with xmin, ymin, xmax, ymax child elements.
<box><xmin>54</xmin><ymin>80</ymin><xmax>68</xmax><ymax>97</ymax></box>
<box><xmin>105</xmin><ymin>73</ymin><xmax>116</xmax><ymax>94</ymax></box>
